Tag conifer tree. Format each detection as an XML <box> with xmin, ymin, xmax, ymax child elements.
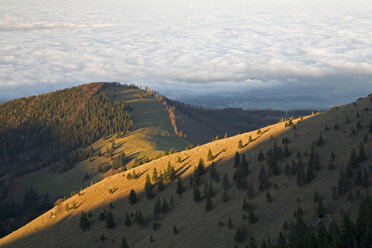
<box><xmin>207</xmin><ymin>148</ymin><xmax>214</xmax><ymax>161</ymax></box>
<box><xmin>153</xmin><ymin>198</ymin><xmax>161</xmax><ymax>218</ymax></box>
<box><xmin>222</xmin><ymin>188</ymin><xmax>229</xmax><ymax>202</ymax></box>
<box><xmin>284</xmin><ymin>162</ymin><xmax>291</xmax><ymax>177</ymax></box>
<box><xmin>358</xmin><ymin>142</ymin><xmax>366</xmax><ymax>162</ymax></box>
<box><xmin>105</xmin><ymin>211</ymin><xmax>115</xmax><ymax>229</ymax></box>
<box><xmin>242</xmin><ymin>199</ymin><xmax>251</xmax><ymax>212</ymax></box>
<box><xmin>317</xmin><ymin>196</ymin><xmax>325</xmax><ymax>218</ymax></box>
<box><xmin>348</xmin><ymin>148</ymin><xmax>358</xmax><ymax>169</ymax></box>
<box><xmin>80</xmin><ymin>212</ymin><xmax>90</xmax><ymax>231</ymax></box>
<box><xmin>241</xmin><ymin>154</ymin><xmax>249</xmax><ymax>176</ymax></box>
<box><xmin>238</xmin><ymin>140</ymin><xmax>243</xmax><ymax>148</ymax></box>
<box><xmin>176</xmin><ymin>177</ymin><xmax>185</xmax><ymax>197</ymax></box>
<box><xmin>203</xmin><ymin>181</ymin><xmax>208</xmax><ymax>199</ymax></box>
<box><xmin>125</xmin><ymin>212</ymin><xmax>132</xmax><ymax>226</ymax></box>
<box><xmin>248</xmin><ymin>208</ymin><xmax>258</xmax><ymax>224</ymax></box>
<box><xmin>135</xmin><ymin>210</ymin><xmax>144</xmax><ymax>225</ymax></box>
<box><xmin>277</xmin><ymin>232</ymin><xmax>287</xmax><ymax>248</ymax></box>
<box><xmin>145</xmin><ymin>174</ymin><xmax>154</xmax><ymax>200</ymax></box>
<box><xmin>234</xmin><ymin>152</ymin><xmax>241</xmax><ymax>168</ymax></box>
<box><xmin>284</xmin><ymin>143</ymin><xmax>290</xmax><ymax>157</ymax></box>
<box><xmin>224</xmin><ymin>132</ymin><xmax>228</xmax><ymax>139</ymax></box>
<box><xmin>296</xmin><ymin>158</ymin><xmax>306</xmax><ymax>186</ymax></box>
<box><xmin>209</xmin><ymin>162</ymin><xmax>220</xmax><ymax>182</ymax></box>
<box><xmin>166</xmin><ymin>162</ymin><xmax>176</xmax><ymax>180</ymax></box>
<box><xmin>157</xmin><ymin>177</ymin><xmax>165</xmax><ymax>191</ymax></box>
<box><xmin>306</xmin><ymin>160</ymin><xmax>315</xmax><ymax>183</ymax></box>
<box><xmin>222</xmin><ymin>173</ymin><xmax>229</xmax><ymax>190</ymax></box>
<box><xmin>205</xmin><ymin>196</ymin><xmax>213</xmax><ymax>211</ymax></box>
<box><xmin>196</xmin><ymin>158</ymin><xmax>205</xmax><ymax>175</ymax></box>
<box><xmin>129</xmin><ymin>189</ymin><xmax>137</xmax><ymax>205</ymax></box>
<box><xmin>152</xmin><ymin>168</ymin><xmax>158</xmax><ymax>181</ymax></box>
<box><xmin>258</xmin><ymin>149</ymin><xmax>264</xmax><ymax>161</ymax></box>
<box><xmin>189</xmin><ymin>174</ymin><xmax>194</xmax><ymax>186</ymax></box>
<box><xmin>258</xmin><ymin>165</ymin><xmax>269</xmax><ymax>191</ymax></box>
<box><xmin>338</xmin><ymin>170</ymin><xmax>348</xmax><ymax>195</ymax></box>
<box><xmin>317</xmin><ymin>133</ymin><xmax>324</xmax><ymax>146</ymax></box>
<box><xmin>257</xmin><ymin>129</ymin><xmax>262</xmax><ymax>135</ymax></box>
<box><xmin>161</xmin><ymin>198</ymin><xmax>169</xmax><ymax>213</ymax></box>
<box><xmin>193</xmin><ymin>186</ymin><xmax>202</xmax><ymax>202</ymax></box>
<box><xmin>173</xmin><ymin>225</ymin><xmax>179</xmax><ymax>234</ymax></box>
<box><xmin>266</xmin><ymin>191</ymin><xmax>273</xmax><ymax>203</ymax></box>
<box><xmin>247</xmin><ymin>184</ymin><xmax>256</xmax><ymax>199</ymax></box>
<box><xmin>207</xmin><ymin>181</ymin><xmax>215</xmax><ymax>198</ymax></box>
<box><xmin>99</xmin><ymin>211</ymin><xmax>106</xmax><ymax>221</ymax></box>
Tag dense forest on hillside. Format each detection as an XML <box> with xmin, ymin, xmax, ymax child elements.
<box><xmin>0</xmin><ymin>83</ymin><xmax>133</xmax><ymax>177</ymax></box>
<box><xmin>0</xmin><ymin>83</ymin><xmax>134</xmax><ymax>238</ymax></box>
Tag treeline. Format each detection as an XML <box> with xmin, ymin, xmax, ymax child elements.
<box><xmin>0</xmin><ymin>83</ymin><xmax>133</xmax><ymax>176</ymax></box>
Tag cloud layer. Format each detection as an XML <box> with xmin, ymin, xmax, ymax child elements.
<box><xmin>0</xmin><ymin>0</ymin><xmax>371</xmax><ymax>109</ymax></box>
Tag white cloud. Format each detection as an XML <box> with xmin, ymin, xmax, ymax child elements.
<box><xmin>0</xmin><ymin>0</ymin><xmax>371</xmax><ymax>108</ymax></box>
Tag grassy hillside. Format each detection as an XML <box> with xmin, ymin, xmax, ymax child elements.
<box><xmin>0</xmin><ymin>83</ymin><xmax>189</xmax><ymax>238</ymax></box>
<box><xmin>1</xmin><ymin>94</ymin><xmax>371</xmax><ymax>247</ymax></box>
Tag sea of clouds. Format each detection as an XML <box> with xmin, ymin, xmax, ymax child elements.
<box><xmin>0</xmin><ymin>0</ymin><xmax>371</xmax><ymax>109</ymax></box>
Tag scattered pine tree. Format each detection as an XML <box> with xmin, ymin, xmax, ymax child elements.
<box><xmin>205</xmin><ymin>196</ymin><xmax>213</xmax><ymax>211</ymax></box>
<box><xmin>145</xmin><ymin>174</ymin><xmax>154</xmax><ymax>200</ymax></box>
<box><xmin>153</xmin><ymin>198</ymin><xmax>161</xmax><ymax>218</ymax></box>
<box><xmin>105</xmin><ymin>211</ymin><xmax>115</xmax><ymax>229</ymax></box>
<box><xmin>173</xmin><ymin>225</ymin><xmax>179</xmax><ymax>234</ymax></box>
<box><xmin>157</xmin><ymin>177</ymin><xmax>165</xmax><ymax>191</ymax></box>
<box><xmin>222</xmin><ymin>188</ymin><xmax>229</xmax><ymax>202</ymax></box>
<box><xmin>207</xmin><ymin>148</ymin><xmax>214</xmax><ymax>161</ymax></box>
<box><xmin>238</xmin><ymin>140</ymin><xmax>243</xmax><ymax>148</ymax></box>
<box><xmin>266</xmin><ymin>191</ymin><xmax>273</xmax><ymax>203</ymax></box>
<box><xmin>129</xmin><ymin>189</ymin><xmax>137</xmax><ymax>205</ymax></box>
<box><xmin>79</xmin><ymin>212</ymin><xmax>90</xmax><ymax>231</ymax></box>
<box><xmin>152</xmin><ymin>168</ymin><xmax>158</xmax><ymax>181</ymax></box>
<box><xmin>176</xmin><ymin>177</ymin><xmax>185</xmax><ymax>197</ymax></box>
<box><xmin>125</xmin><ymin>212</ymin><xmax>132</xmax><ymax>226</ymax></box>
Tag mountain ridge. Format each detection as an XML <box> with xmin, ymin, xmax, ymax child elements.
<box><xmin>1</xmin><ymin>93</ymin><xmax>371</xmax><ymax>247</ymax></box>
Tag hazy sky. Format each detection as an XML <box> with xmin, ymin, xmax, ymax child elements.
<box><xmin>1</xmin><ymin>0</ymin><xmax>371</xmax><ymax>109</ymax></box>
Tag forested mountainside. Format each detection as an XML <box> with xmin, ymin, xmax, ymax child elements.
<box><xmin>0</xmin><ymin>82</ymin><xmax>132</xmax><ymax>177</ymax></box>
<box><xmin>1</xmin><ymin>93</ymin><xmax>371</xmax><ymax>248</ymax></box>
